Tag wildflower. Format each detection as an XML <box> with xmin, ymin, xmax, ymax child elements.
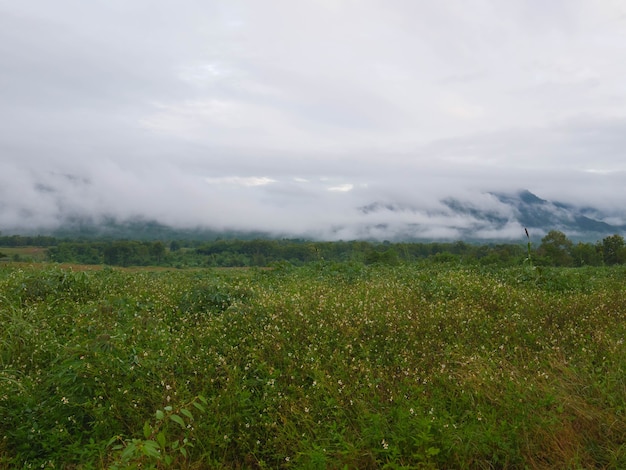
<box><xmin>381</xmin><ymin>439</ymin><xmax>389</xmax><ymax>450</ymax></box>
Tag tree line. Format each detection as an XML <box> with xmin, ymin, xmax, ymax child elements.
<box><xmin>536</xmin><ymin>231</ymin><xmax>626</xmax><ymax>266</ymax></box>
<box><xmin>0</xmin><ymin>234</ymin><xmax>58</xmax><ymax>247</ymax></box>
<box><xmin>1</xmin><ymin>230</ymin><xmax>624</xmax><ymax>268</ymax></box>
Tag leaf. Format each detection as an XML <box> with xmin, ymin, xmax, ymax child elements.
<box><xmin>426</xmin><ymin>446</ymin><xmax>440</xmax><ymax>456</ymax></box>
<box><xmin>121</xmin><ymin>442</ymin><xmax>137</xmax><ymax>460</ymax></box>
<box><xmin>156</xmin><ymin>431</ymin><xmax>166</xmax><ymax>449</ymax></box>
<box><xmin>143</xmin><ymin>421</ymin><xmax>152</xmax><ymax>439</ymax></box>
<box><xmin>155</xmin><ymin>409</ymin><xmax>165</xmax><ymax>420</ymax></box>
<box><xmin>142</xmin><ymin>440</ymin><xmax>161</xmax><ymax>459</ymax></box>
<box><xmin>180</xmin><ymin>446</ymin><xmax>188</xmax><ymax>458</ymax></box>
<box><xmin>170</xmin><ymin>414</ymin><xmax>186</xmax><ymax>428</ymax></box>
<box><xmin>164</xmin><ymin>405</ymin><xmax>173</xmax><ymax>412</ymax></box>
<box><xmin>180</xmin><ymin>408</ymin><xmax>193</xmax><ymax>420</ymax></box>
<box><xmin>192</xmin><ymin>401</ymin><xmax>206</xmax><ymax>413</ymax></box>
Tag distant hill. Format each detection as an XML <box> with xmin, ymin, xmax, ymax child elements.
<box><xmin>45</xmin><ymin>216</ymin><xmax>275</xmax><ymax>241</ymax></box>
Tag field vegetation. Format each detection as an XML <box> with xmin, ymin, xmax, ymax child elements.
<box><xmin>1</xmin><ymin>259</ymin><xmax>625</xmax><ymax>468</ymax></box>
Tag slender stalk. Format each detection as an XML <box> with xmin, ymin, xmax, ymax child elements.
<box><xmin>525</xmin><ymin>228</ymin><xmax>533</xmax><ymax>268</ymax></box>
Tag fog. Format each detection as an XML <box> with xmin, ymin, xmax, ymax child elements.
<box><xmin>2</xmin><ymin>1</ymin><xmax>626</xmax><ymax>239</ymax></box>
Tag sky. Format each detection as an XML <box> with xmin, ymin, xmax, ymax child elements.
<box><xmin>2</xmin><ymin>0</ymin><xmax>626</xmax><ymax>239</ymax></box>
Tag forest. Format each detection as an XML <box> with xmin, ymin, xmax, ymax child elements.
<box><xmin>1</xmin><ymin>230</ymin><xmax>625</xmax><ymax>268</ymax></box>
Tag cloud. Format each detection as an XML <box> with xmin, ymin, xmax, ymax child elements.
<box><xmin>1</xmin><ymin>1</ymin><xmax>626</xmax><ymax>239</ymax></box>
<box><xmin>205</xmin><ymin>176</ymin><xmax>277</xmax><ymax>187</ymax></box>
<box><xmin>327</xmin><ymin>184</ymin><xmax>354</xmax><ymax>192</ymax></box>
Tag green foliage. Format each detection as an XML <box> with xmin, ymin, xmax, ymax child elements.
<box><xmin>538</xmin><ymin>230</ymin><xmax>574</xmax><ymax>266</ymax></box>
<box><xmin>571</xmin><ymin>241</ymin><xmax>603</xmax><ymax>266</ymax></box>
<box><xmin>0</xmin><ymin>234</ymin><xmax>58</xmax><ymax>247</ymax></box>
<box><xmin>177</xmin><ymin>277</ymin><xmax>251</xmax><ymax>315</ymax></box>
<box><xmin>601</xmin><ymin>233</ymin><xmax>626</xmax><ymax>265</ymax></box>
<box><xmin>4</xmin><ymin>231</ymin><xmax>626</xmax><ymax>268</ymax></box>
<box><xmin>365</xmin><ymin>248</ymin><xmax>401</xmax><ymax>265</ymax></box>
<box><xmin>107</xmin><ymin>395</ymin><xmax>208</xmax><ymax>469</ymax></box>
<box><xmin>5</xmin><ymin>266</ymin><xmax>97</xmax><ymax>305</ymax></box>
<box><xmin>1</xmin><ymin>263</ymin><xmax>625</xmax><ymax>468</ymax></box>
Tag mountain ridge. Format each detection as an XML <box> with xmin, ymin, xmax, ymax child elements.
<box><xmin>358</xmin><ymin>189</ymin><xmax>624</xmax><ymax>241</ymax></box>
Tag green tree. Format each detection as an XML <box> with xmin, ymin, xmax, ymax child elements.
<box><xmin>365</xmin><ymin>248</ymin><xmax>400</xmax><ymax>266</ymax></box>
<box><xmin>600</xmin><ymin>234</ymin><xmax>626</xmax><ymax>265</ymax></box>
<box><xmin>150</xmin><ymin>241</ymin><xmax>167</xmax><ymax>263</ymax></box>
<box><xmin>571</xmin><ymin>242</ymin><xmax>602</xmax><ymax>266</ymax></box>
<box><xmin>104</xmin><ymin>241</ymin><xmax>135</xmax><ymax>266</ymax></box>
<box><xmin>538</xmin><ymin>230</ymin><xmax>573</xmax><ymax>266</ymax></box>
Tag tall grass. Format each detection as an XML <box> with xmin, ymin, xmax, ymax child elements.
<box><xmin>0</xmin><ymin>263</ymin><xmax>625</xmax><ymax>468</ymax></box>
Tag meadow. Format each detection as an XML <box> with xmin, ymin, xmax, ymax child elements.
<box><xmin>0</xmin><ymin>262</ymin><xmax>624</xmax><ymax>468</ymax></box>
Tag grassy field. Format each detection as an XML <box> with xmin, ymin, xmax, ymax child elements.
<box><xmin>0</xmin><ymin>246</ymin><xmax>48</xmax><ymax>262</ymax></box>
<box><xmin>0</xmin><ymin>262</ymin><xmax>625</xmax><ymax>468</ymax></box>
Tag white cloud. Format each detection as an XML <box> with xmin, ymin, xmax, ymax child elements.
<box><xmin>205</xmin><ymin>176</ymin><xmax>277</xmax><ymax>187</ymax></box>
<box><xmin>327</xmin><ymin>184</ymin><xmax>354</xmax><ymax>192</ymax></box>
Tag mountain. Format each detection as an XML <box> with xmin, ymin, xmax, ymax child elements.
<box><xmin>473</xmin><ymin>189</ymin><xmax>619</xmax><ymax>237</ymax></box>
<box><xmin>358</xmin><ymin>189</ymin><xmax>624</xmax><ymax>242</ymax></box>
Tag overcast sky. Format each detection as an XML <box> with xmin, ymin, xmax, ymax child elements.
<box><xmin>2</xmin><ymin>0</ymin><xmax>626</xmax><ymax>239</ymax></box>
